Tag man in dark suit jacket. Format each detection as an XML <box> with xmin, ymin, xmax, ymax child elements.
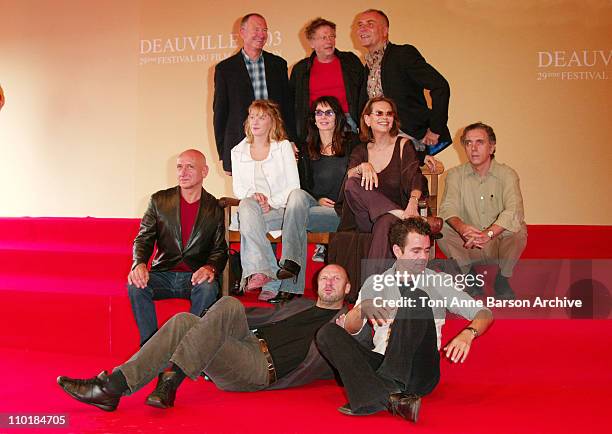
<box><xmin>213</xmin><ymin>13</ymin><xmax>294</xmax><ymax>173</ymax></box>
<box><xmin>127</xmin><ymin>149</ymin><xmax>227</xmax><ymax>345</ymax></box>
<box><xmin>57</xmin><ymin>265</ymin><xmax>368</xmax><ymax>412</ymax></box>
<box><xmin>356</xmin><ymin>9</ymin><xmax>452</xmax><ymax>155</ymax></box>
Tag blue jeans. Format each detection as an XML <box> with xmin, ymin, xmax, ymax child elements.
<box><xmin>128</xmin><ymin>271</ymin><xmax>219</xmax><ymax>345</ymax></box>
<box><xmin>237</xmin><ymin>190</ymin><xmax>339</xmax><ymax>295</ymax></box>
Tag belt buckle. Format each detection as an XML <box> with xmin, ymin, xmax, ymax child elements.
<box><xmin>258</xmin><ymin>338</ymin><xmax>277</xmax><ymax>385</ymax></box>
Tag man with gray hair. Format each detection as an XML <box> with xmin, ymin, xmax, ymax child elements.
<box><xmin>213</xmin><ymin>13</ymin><xmax>294</xmax><ymax>174</ymax></box>
<box><xmin>437</xmin><ymin>122</ymin><xmax>528</xmax><ymax>298</ymax></box>
<box><xmin>355</xmin><ymin>9</ymin><xmax>451</xmax><ymax>155</ymax></box>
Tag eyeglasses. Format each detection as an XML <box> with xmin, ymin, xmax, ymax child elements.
<box><xmin>314</xmin><ymin>34</ymin><xmax>336</xmax><ymax>42</ymax></box>
<box><xmin>370</xmin><ymin>110</ymin><xmax>394</xmax><ymax>117</ymax></box>
<box><xmin>315</xmin><ymin>109</ymin><xmax>336</xmax><ymax>117</ymax></box>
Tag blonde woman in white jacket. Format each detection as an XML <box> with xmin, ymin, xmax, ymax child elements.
<box><xmin>231</xmin><ymin>100</ymin><xmax>307</xmax><ymax>302</ymax></box>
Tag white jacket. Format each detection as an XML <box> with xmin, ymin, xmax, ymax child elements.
<box><xmin>231</xmin><ymin>138</ymin><xmax>300</xmax><ymax>209</ymax></box>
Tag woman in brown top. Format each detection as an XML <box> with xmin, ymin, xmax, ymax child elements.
<box><xmin>341</xmin><ymin>96</ymin><xmax>434</xmax><ymax>262</ymax></box>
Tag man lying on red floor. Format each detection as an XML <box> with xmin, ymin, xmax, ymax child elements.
<box><xmin>57</xmin><ymin>264</ymin><xmax>358</xmax><ymax>410</ymax></box>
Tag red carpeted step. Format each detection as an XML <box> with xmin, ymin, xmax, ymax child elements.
<box><xmin>0</xmin><ymin>248</ymin><xmax>132</xmax><ymax>280</ymax></box>
<box><xmin>0</xmin><ymin>217</ymin><xmax>140</xmax><ymax>247</ymax></box>
<box><xmin>0</xmin><ymin>273</ymin><xmax>194</xmax><ymax>357</ymax></box>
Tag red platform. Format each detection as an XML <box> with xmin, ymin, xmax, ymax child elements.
<box><xmin>0</xmin><ymin>217</ymin><xmax>610</xmax><ymax>433</ymax></box>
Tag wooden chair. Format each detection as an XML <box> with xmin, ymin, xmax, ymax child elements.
<box><xmin>218</xmin><ymin>166</ymin><xmax>444</xmax><ymax>295</ymax></box>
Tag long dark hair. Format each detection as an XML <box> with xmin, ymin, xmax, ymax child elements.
<box><xmin>305</xmin><ymin>96</ymin><xmax>349</xmax><ymax>160</ymax></box>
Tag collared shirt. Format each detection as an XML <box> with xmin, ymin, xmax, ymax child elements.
<box><xmin>354</xmin><ymin>265</ymin><xmax>489</xmax><ymax>353</ymax></box>
<box><xmin>365</xmin><ymin>41</ymin><xmax>388</xmax><ymax>98</ymax></box>
<box><xmin>439</xmin><ymin>159</ymin><xmax>526</xmax><ymax>233</ymax></box>
<box><xmin>242</xmin><ymin>49</ymin><xmax>268</xmax><ymax>100</ymax></box>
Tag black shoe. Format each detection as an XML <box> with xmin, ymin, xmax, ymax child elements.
<box><xmin>268</xmin><ymin>291</ymin><xmax>301</xmax><ymax>304</ymax></box>
<box><xmin>337</xmin><ymin>403</ymin><xmax>381</xmax><ymax>416</ymax></box>
<box><xmin>145</xmin><ymin>372</ymin><xmax>180</xmax><ymax>409</ymax></box>
<box><xmin>57</xmin><ymin>371</ymin><xmax>121</xmax><ymax>412</ymax></box>
<box><xmin>388</xmin><ymin>393</ymin><xmax>422</xmax><ymax>423</ymax></box>
<box><xmin>276</xmin><ymin>260</ymin><xmax>300</xmax><ymax>281</ymax></box>
<box><xmin>464</xmin><ymin>267</ymin><xmax>484</xmax><ymax>297</ymax></box>
<box><xmin>494</xmin><ymin>274</ymin><xmax>516</xmax><ymax>299</ymax></box>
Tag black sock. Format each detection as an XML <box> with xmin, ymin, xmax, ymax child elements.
<box><xmin>169</xmin><ymin>363</ymin><xmax>187</xmax><ymax>385</ymax></box>
<box><xmin>105</xmin><ymin>370</ymin><xmax>129</xmax><ymax>395</ymax></box>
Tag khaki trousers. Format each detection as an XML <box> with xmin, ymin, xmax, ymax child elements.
<box><xmin>437</xmin><ymin>223</ymin><xmax>527</xmax><ymax>277</ymax></box>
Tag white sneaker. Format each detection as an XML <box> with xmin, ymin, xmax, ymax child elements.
<box><xmin>312</xmin><ymin>244</ymin><xmax>326</xmax><ymax>262</ymax></box>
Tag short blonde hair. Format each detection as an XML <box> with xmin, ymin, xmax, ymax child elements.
<box><xmin>244</xmin><ymin>99</ymin><xmax>288</xmax><ymax>144</ymax></box>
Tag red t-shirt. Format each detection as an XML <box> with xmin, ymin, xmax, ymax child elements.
<box><xmin>172</xmin><ymin>196</ymin><xmax>200</xmax><ymax>272</ymax></box>
<box><xmin>309</xmin><ymin>57</ymin><xmax>349</xmax><ymax>113</ymax></box>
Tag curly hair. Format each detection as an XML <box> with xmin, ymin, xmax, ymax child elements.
<box><xmin>304</xmin><ymin>17</ymin><xmax>336</xmax><ymax>40</ymax></box>
<box><xmin>389</xmin><ymin>217</ymin><xmax>432</xmax><ymax>252</ymax></box>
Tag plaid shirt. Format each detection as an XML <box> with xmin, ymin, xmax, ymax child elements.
<box><xmin>242</xmin><ymin>49</ymin><xmax>268</xmax><ymax>100</ymax></box>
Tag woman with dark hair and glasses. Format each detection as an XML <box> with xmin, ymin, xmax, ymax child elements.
<box><xmin>334</xmin><ymin>96</ymin><xmax>442</xmax><ymax>284</ymax></box>
<box><xmin>298</xmin><ymin>95</ymin><xmax>359</xmax><ymax>263</ymax></box>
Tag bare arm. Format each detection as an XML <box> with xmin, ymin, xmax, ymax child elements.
<box><xmin>443</xmin><ymin>309</ymin><xmax>493</xmax><ymax>363</ymax></box>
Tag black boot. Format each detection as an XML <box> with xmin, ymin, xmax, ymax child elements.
<box><xmin>57</xmin><ymin>371</ymin><xmax>122</xmax><ymax>412</ymax></box>
<box><xmin>145</xmin><ymin>371</ymin><xmax>183</xmax><ymax>409</ymax></box>
<box><xmin>494</xmin><ymin>273</ymin><xmax>516</xmax><ymax>299</ymax></box>
<box><xmin>388</xmin><ymin>392</ymin><xmax>422</xmax><ymax>423</ymax></box>
<box><xmin>276</xmin><ymin>259</ymin><xmax>300</xmax><ymax>281</ymax></box>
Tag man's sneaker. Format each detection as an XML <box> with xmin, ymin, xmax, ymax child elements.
<box><xmin>312</xmin><ymin>244</ymin><xmax>326</xmax><ymax>262</ymax></box>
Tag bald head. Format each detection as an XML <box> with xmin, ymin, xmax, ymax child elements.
<box><xmin>176</xmin><ymin>149</ymin><xmax>208</xmax><ymax>192</ymax></box>
<box><xmin>316</xmin><ymin>264</ymin><xmax>350</xmax><ymax>308</ymax></box>
<box><xmin>178</xmin><ymin>149</ymin><xmax>206</xmax><ymax>165</ymax></box>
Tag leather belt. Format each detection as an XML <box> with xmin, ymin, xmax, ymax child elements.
<box><xmin>257</xmin><ymin>338</ymin><xmax>277</xmax><ymax>385</ymax></box>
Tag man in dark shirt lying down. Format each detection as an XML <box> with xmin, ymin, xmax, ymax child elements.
<box><xmin>57</xmin><ymin>264</ymin><xmax>354</xmax><ymax>411</ymax></box>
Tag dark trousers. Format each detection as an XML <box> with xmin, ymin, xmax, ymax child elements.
<box><xmin>316</xmin><ymin>289</ymin><xmax>440</xmax><ymax>413</ymax></box>
<box><xmin>343</xmin><ymin>177</ymin><xmax>401</xmax><ymax>263</ymax></box>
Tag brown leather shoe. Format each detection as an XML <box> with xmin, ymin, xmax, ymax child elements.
<box><xmin>388</xmin><ymin>393</ymin><xmax>422</xmax><ymax>422</ymax></box>
<box><xmin>145</xmin><ymin>372</ymin><xmax>180</xmax><ymax>409</ymax></box>
<box><xmin>57</xmin><ymin>371</ymin><xmax>121</xmax><ymax>412</ymax></box>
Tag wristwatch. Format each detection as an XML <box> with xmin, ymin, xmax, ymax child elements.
<box><xmin>465</xmin><ymin>327</ymin><xmax>478</xmax><ymax>338</ymax></box>
<box><xmin>486</xmin><ymin>230</ymin><xmax>494</xmax><ymax>239</ymax></box>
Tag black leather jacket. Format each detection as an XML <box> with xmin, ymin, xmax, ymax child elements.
<box><xmin>132</xmin><ymin>186</ymin><xmax>227</xmax><ymax>274</ymax></box>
